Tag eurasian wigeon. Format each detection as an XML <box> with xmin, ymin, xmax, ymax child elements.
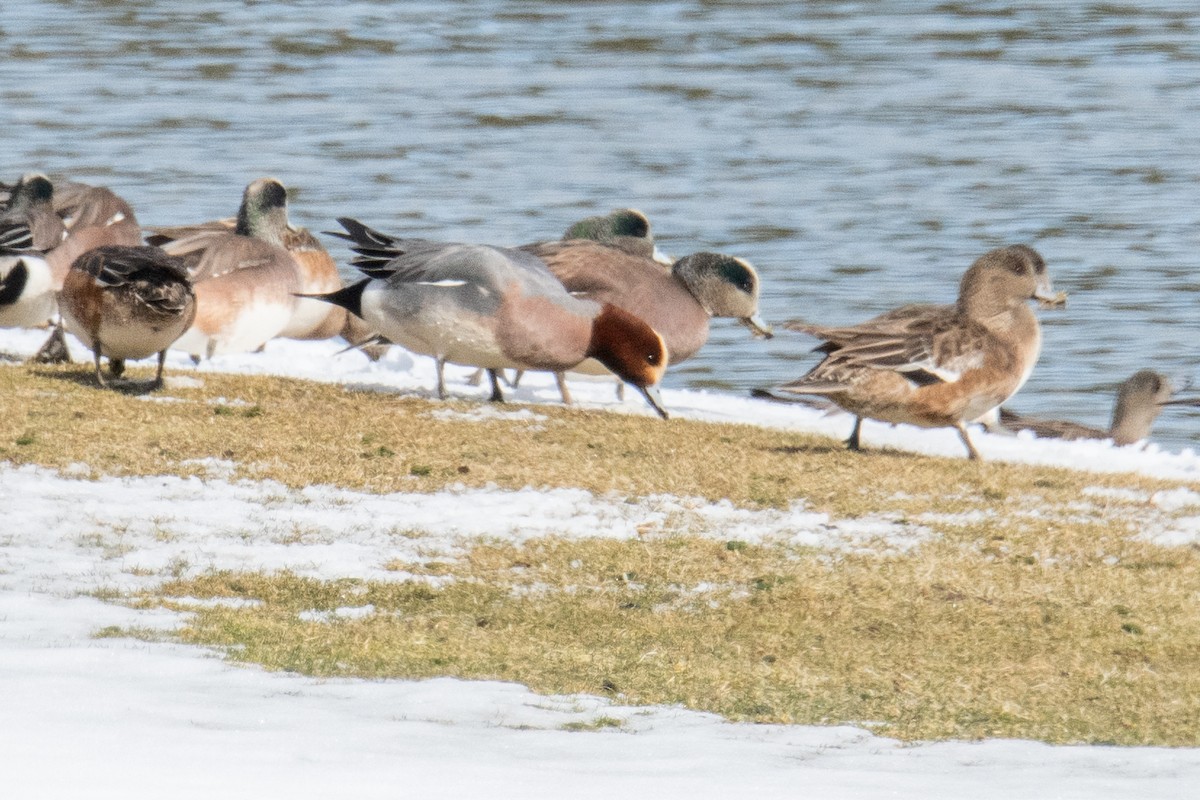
<box><xmin>156</xmin><ymin>178</ymin><xmax>302</xmax><ymax>359</ymax></box>
<box><xmin>146</xmin><ymin>177</ymin><xmax>365</xmax><ymax>343</ymax></box>
<box><xmin>776</xmin><ymin>244</ymin><xmax>1065</xmax><ymax>460</ymax></box>
<box><xmin>316</xmin><ymin>217</ymin><xmax>671</xmax><ymax>417</ymax></box>
<box><xmin>464</xmin><ymin>208</ymin><xmax>673</xmax><ymax>395</ymax></box>
<box><xmin>999</xmin><ymin>369</ymin><xmax>1200</xmax><ymax>446</ymax></box>
<box><xmin>59</xmin><ymin>245</ymin><xmax>196</xmax><ymax>389</ymax></box>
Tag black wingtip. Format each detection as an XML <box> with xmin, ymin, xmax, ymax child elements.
<box><xmin>296</xmin><ymin>278</ymin><xmax>371</xmax><ymax>319</ymax></box>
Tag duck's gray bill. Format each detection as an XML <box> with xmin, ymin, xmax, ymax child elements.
<box><xmin>639</xmin><ymin>384</ymin><xmax>670</xmax><ymax>419</ymax></box>
<box><xmin>741</xmin><ymin>314</ymin><xmax>774</xmax><ymax>339</ymax></box>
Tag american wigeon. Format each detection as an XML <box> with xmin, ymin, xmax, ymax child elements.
<box><xmin>0</xmin><ymin>223</ymin><xmax>55</xmax><ymax>329</ymax></box>
<box><xmin>59</xmin><ymin>245</ymin><xmax>196</xmax><ymax>389</ymax></box>
<box><xmin>519</xmin><ymin>238</ymin><xmax>771</xmax><ymax>402</ymax></box>
<box><xmin>776</xmin><ymin>244</ymin><xmax>1065</xmax><ymax>460</ymax></box>
<box><xmin>47</xmin><ymin>180</ymin><xmax>144</xmax><ymax>278</ymax></box>
<box><xmin>1</xmin><ymin>174</ymin><xmax>146</xmax><ymax>361</ymax></box>
<box><xmin>156</xmin><ymin>178</ymin><xmax>302</xmax><ymax>359</ymax></box>
<box><xmin>315</xmin><ymin>217</ymin><xmax>671</xmax><ymax>417</ymax></box>
<box><xmin>0</xmin><ymin>174</ymin><xmax>66</xmax><ymax>252</ymax></box>
<box><xmin>146</xmin><ymin>177</ymin><xmax>363</xmax><ymax>343</ymax></box>
<box><xmin>999</xmin><ymin>369</ymin><xmax>1200</xmax><ymax>446</ymax></box>
<box><xmin>560</xmin><ymin>208</ymin><xmax>669</xmax><ymax>262</ymax></box>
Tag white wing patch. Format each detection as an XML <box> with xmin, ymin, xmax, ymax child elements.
<box><xmin>414</xmin><ymin>279</ymin><xmax>468</xmax><ymax>288</ymax></box>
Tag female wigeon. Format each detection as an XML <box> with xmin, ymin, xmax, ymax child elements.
<box><xmin>156</xmin><ymin>179</ymin><xmax>302</xmax><ymax>359</ymax></box>
<box><xmin>776</xmin><ymin>244</ymin><xmax>1065</xmax><ymax>460</ymax></box>
<box><xmin>59</xmin><ymin>245</ymin><xmax>196</xmax><ymax>389</ymax></box>
<box><xmin>316</xmin><ymin>217</ymin><xmax>671</xmax><ymax>417</ymax></box>
<box><xmin>146</xmin><ymin>177</ymin><xmax>360</xmax><ymax>342</ymax></box>
<box><xmin>999</xmin><ymin>369</ymin><xmax>1200</xmax><ymax>446</ymax></box>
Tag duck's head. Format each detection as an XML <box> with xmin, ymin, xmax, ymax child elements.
<box><xmin>587</xmin><ymin>303</ymin><xmax>670</xmax><ymax>418</ymax></box>
<box><xmin>563</xmin><ymin>208</ymin><xmax>669</xmax><ymax>262</ymax></box>
<box><xmin>957</xmin><ymin>244</ymin><xmax>1065</xmax><ymax>318</ymax></box>
<box><xmin>673</xmin><ymin>252</ymin><xmax>772</xmax><ymax>338</ymax></box>
<box><xmin>564</xmin><ymin>208</ymin><xmax>651</xmax><ymax>243</ymax></box>
<box><xmin>235</xmin><ymin>177</ymin><xmax>290</xmax><ymax>245</ymax></box>
<box><xmin>1109</xmin><ymin>369</ymin><xmax>1177</xmax><ymax>446</ymax></box>
<box><xmin>8</xmin><ymin>173</ymin><xmax>54</xmax><ymax>212</ymax></box>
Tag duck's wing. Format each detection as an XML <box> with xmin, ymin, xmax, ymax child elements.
<box><xmin>785</xmin><ymin>308</ymin><xmax>988</xmax><ymax>388</ymax></box>
<box><xmin>0</xmin><ymin>222</ymin><xmax>36</xmax><ymax>253</ymax></box>
<box><xmin>329</xmin><ymin>217</ymin><xmax>558</xmax><ymax>296</ymax></box>
<box><xmin>53</xmin><ymin>184</ymin><xmax>140</xmax><ymax>231</ymax></box>
<box><xmin>144</xmin><ymin>218</ymin><xmax>235</xmax><ymax>248</ymax></box>
<box><xmin>519</xmin><ymin>239</ymin><xmax>637</xmax><ymax>299</ymax></box>
<box><xmin>998</xmin><ymin>407</ymin><xmax>1105</xmax><ymax>441</ymax></box>
<box><xmin>73</xmin><ymin>245</ymin><xmax>192</xmax><ymax>287</ymax></box>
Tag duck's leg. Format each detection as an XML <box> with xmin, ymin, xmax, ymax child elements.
<box><xmin>30</xmin><ymin>322</ymin><xmax>70</xmax><ymax>364</ymax></box>
<box><xmin>435</xmin><ymin>356</ymin><xmax>448</xmax><ymax>400</ymax></box>
<box><xmin>487</xmin><ymin>369</ymin><xmax>505</xmax><ymax>403</ymax></box>
<box><xmin>151</xmin><ymin>350</ymin><xmax>167</xmax><ymax>390</ymax></box>
<box><xmin>846</xmin><ymin>416</ymin><xmax>863</xmax><ymax>451</ymax></box>
<box><xmin>555</xmin><ymin>372</ymin><xmax>573</xmax><ymax>405</ymax></box>
<box><xmin>955</xmin><ymin>421</ymin><xmax>982</xmax><ymax>461</ymax></box>
<box><xmin>92</xmin><ymin>348</ymin><xmax>107</xmax><ymax>388</ymax></box>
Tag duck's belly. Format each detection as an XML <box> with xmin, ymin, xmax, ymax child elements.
<box><xmin>363</xmin><ymin>285</ymin><xmax>515</xmax><ymax>370</ymax></box>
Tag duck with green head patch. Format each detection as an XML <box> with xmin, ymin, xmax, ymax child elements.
<box><xmin>520</xmin><ymin>236</ymin><xmax>771</xmax><ymax>403</ymax></box>
<box><xmin>312</xmin><ymin>217</ymin><xmax>671</xmax><ymax>418</ymax></box>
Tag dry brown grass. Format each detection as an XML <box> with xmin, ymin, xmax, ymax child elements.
<box><xmin>6</xmin><ymin>360</ymin><xmax>1200</xmax><ymax>745</ymax></box>
<box><xmin>153</xmin><ymin>525</ymin><xmax>1200</xmax><ymax>745</ymax></box>
<box><xmin>0</xmin><ymin>361</ymin><xmax>1183</xmax><ymax>519</ymax></box>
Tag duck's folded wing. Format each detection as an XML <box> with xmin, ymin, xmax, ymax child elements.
<box><xmin>74</xmin><ymin>246</ymin><xmax>191</xmax><ymax>287</ymax></box>
<box><xmin>0</xmin><ymin>222</ymin><xmax>36</xmax><ymax>253</ymax></box>
<box><xmin>53</xmin><ymin>184</ymin><xmax>139</xmax><ymax>231</ymax></box>
<box><xmin>145</xmin><ymin>218</ymin><xmax>235</xmax><ymax>248</ymax></box>
<box><xmin>520</xmin><ymin>240</ymin><xmax>630</xmax><ymax>299</ymax></box>
<box><xmin>792</xmin><ymin>314</ymin><xmax>988</xmax><ymax>386</ymax></box>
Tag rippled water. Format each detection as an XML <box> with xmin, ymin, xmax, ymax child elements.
<box><xmin>4</xmin><ymin>1</ymin><xmax>1200</xmax><ymax>449</ymax></box>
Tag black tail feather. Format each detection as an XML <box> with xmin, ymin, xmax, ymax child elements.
<box><xmin>296</xmin><ymin>278</ymin><xmax>371</xmax><ymax>319</ymax></box>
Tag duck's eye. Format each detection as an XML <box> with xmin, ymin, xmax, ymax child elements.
<box><xmin>647</xmin><ymin>353</ymin><xmax>659</xmax><ymax>366</ymax></box>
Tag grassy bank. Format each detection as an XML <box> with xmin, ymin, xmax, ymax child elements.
<box><xmin>5</xmin><ymin>360</ymin><xmax>1200</xmax><ymax>745</ymax></box>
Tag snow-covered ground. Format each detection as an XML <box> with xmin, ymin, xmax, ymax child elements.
<box><xmin>3</xmin><ymin>327</ymin><xmax>1200</xmax><ymax>799</ymax></box>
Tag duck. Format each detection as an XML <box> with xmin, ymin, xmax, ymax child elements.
<box><xmin>0</xmin><ymin>223</ymin><xmax>55</xmax><ymax>329</ymax></box>
<box><xmin>145</xmin><ymin>177</ymin><xmax>367</xmax><ymax>343</ymax></box>
<box><xmin>46</xmin><ymin>179</ymin><xmax>144</xmax><ymax>279</ymax></box>
<box><xmin>0</xmin><ymin>173</ymin><xmax>67</xmax><ymax>253</ymax></box>
<box><xmin>775</xmin><ymin>244</ymin><xmax>1066</xmax><ymax>460</ymax></box>
<box><xmin>559</xmin><ymin>208</ymin><xmax>669</xmax><ymax>262</ymax></box>
<box><xmin>461</xmin><ymin>208</ymin><xmax>676</xmax><ymax>396</ymax></box>
<box><xmin>999</xmin><ymin>369</ymin><xmax>1200</xmax><ymax>446</ymax></box>
<box><xmin>518</xmin><ymin>238</ymin><xmax>771</xmax><ymax>402</ymax></box>
<box><xmin>315</xmin><ymin>217</ymin><xmax>670</xmax><ymax>417</ymax></box>
<box><xmin>0</xmin><ymin>174</ymin><xmax>146</xmax><ymax>361</ymax></box>
<box><xmin>155</xmin><ymin>178</ymin><xmax>303</xmax><ymax>359</ymax></box>
<box><xmin>58</xmin><ymin>244</ymin><xmax>196</xmax><ymax>389</ymax></box>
